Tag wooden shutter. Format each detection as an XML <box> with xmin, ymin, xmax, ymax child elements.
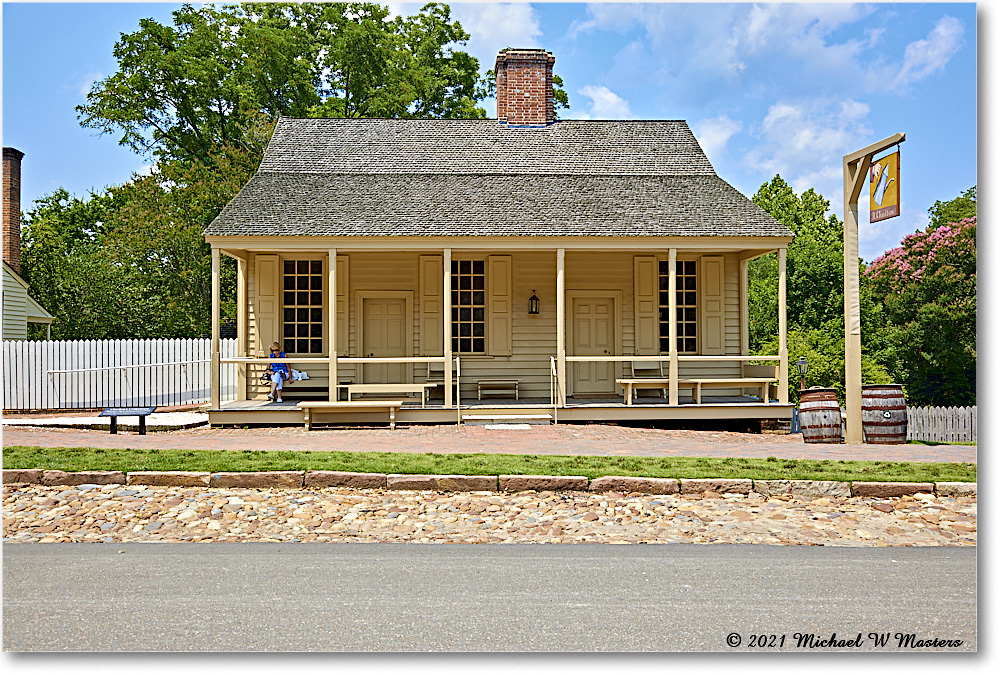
<box><xmin>255</xmin><ymin>254</ymin><xmax>279</xmax><ymax>354</ymax></box>
<box><xmin>419</xmin><ymin>255</ymin><xmax>443</xmax><ymax>354</ymax></box>
<box><xmin>336</xmin><ymin>255</ymin><xmax>349</xmax><ymax>354</ymax></box>
<box><xmin>487</xmin><ymin>255</ymin><xmax>512</xmax><ymax>356</ymax></box>
<box><xmin>700</xmin><ymin>255</ymin><xmax>725</xmax><ymax>355</ymax></box>
<box><xmin>633</xmin><ymin>256</ymin><xmax>657</xmax><ymax>355</ymax></box>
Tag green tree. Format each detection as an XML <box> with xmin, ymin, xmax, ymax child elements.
<box><xmin>748</xmin><ymin>176</ymin><xmax>894</xmax><ymax>402</ymax></box>
<box><xmin>866</xmin><ymin>199</ymin><xmax>976</xmax><ymax>405</ymax></box>
<box><xmin>77</xmin><ymin>2</ymin><xmax>492</xmax><ymax>167</ymax></box>
<box><xmin>20</xmin><ymin>190</ymin><xmax>152</xmax><ymax>339</ymax></box>
<box><xmin>927</xmin><ymin>186</ymin><xmax>975</xmax><ymax>231</ymax></box>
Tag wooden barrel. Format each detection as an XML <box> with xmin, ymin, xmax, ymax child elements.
<box><xmin>798</xmin><ymin>388</ymin><xmax>843</xmax><ymax>444</ymax></box>
<box><xmin>862</xmin><ymin>384</ymin><xmax>908</xmax><ymax>444</ymax></box>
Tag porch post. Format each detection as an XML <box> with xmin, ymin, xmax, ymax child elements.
<box><xmin>668</xmin><ymin>248</ymin><xmax>678</xmax><ymax>405</ymax></box>
<box><xmin>236</xmin><ymin>257</ymin><xmax>248</xmax><ymax>401</ymax></box>
<box><xmin>739</xmin><ymin>258</ymin><xmax>749</xmax><ymax>356</ymax></box>
<box><xmin>556</xmin><ymin>248</ymin><xmax>566</xmax><ymax>406</ymax></box>
<box><xmin>443</xmin><ymin>248</ymin><xmax>453</xmax><ymax>407</ymax></box>
<box><xmin>328</xmin><ymin>248</ymin><xmax>337</xmax><ymax>402</ymax></box>
<box><xmin>210</xmin><ymin>246</ymin><xmax>221</xmax><ymax>409</ymax></box>
<box><xmin>778</xmin><ymin>247</ymin><xmax>789</xmax><ymax>404</ymax></box>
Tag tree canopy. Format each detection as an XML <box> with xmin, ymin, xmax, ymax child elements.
<box><xmin>76</xmin><ymin>2</ymin><xmax>489</xmax><ymax>167</ymax></box>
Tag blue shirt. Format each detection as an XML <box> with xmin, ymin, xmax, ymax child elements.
<box><xmin>269</xmin><ymin>351</ymin><xmax>289</xmax><ymax>376</ymax></box>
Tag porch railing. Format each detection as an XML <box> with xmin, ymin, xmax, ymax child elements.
<box><xmin>562</xmin><ymin>354</ymin><xmax>784</xmax><ymax>404</ymax></box>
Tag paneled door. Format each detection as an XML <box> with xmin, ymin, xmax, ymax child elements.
<box><xmin>571</xmin><ymin>296</ymin><xmax>616</xmax><ymax>395</ymax></box>
<box><xmin>361</xmin><ymin>297</ymin><xmax>407</xmax><ymax>384</ymax></box>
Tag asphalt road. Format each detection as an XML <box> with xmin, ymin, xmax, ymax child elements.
<box><xmin>3</xmin><ymin>544</ymin><xmax>976</xmax><ymax>652</ymax></box>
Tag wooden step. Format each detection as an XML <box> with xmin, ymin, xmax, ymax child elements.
<box><xmin>461</xmin><ymin>414</ymin><xmax>553</xmax><ymax>425</ymax></box>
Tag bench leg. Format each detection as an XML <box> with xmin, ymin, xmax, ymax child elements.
<box><xmin>389</xmin><ymin>407</ymin><xmax>396</xmax><ymax>431</ymax></box>
<box><xmin>694</xmin><ymin>383</ymin><xmax>702</xmax><ymax>405</ymax></box>
<box><xmin>626</xmin><ymin>385</ymin><xmax>633</xmax><ymax>406</ymax></box>
<box><xmin>761</xmin><ymin>384</ymin><xmax>769</xmax><ymax>404</ymax></box>
<box><xmin>515</xmin><ymin>384</ymin><xmax>518</xmax><ymax>401</ymax></box>
<box><xmin>109</xmin><ymin>416</ymin><xmax>118</xmax><ymax>435</ymax></box>
<box><xmin>139</xmin><ymin>415</ymin><xmax>147</xmax><ymax>436</ymax></box>
<box><xmin>304</xmin><ymin>409</ymin><xmax>312</xmax><ymax>431</ymax></box>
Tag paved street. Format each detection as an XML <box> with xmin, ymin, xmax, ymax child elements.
<box><xmin>2</xmin><ymin>543</ymin><xmax>976</xmax><ymax>651</ymax></box>
<box><xmin>1</xmin><ymin>422</ymin><xmax>977</xmax><ymax>462</ymax></box>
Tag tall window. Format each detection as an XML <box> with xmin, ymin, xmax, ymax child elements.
<box><xmin>451</xmin><ymin>259</ymin><xmax>485</xmax><ymax>353</ymax></box>
<box><xmin>658</xmin><ymin>260</ymin><xmax>697</xmax><ymax>353</ymax></box>
<box><xmin>282</xmin><ymin>259</ymin><xmax>323</xmax><ymax>354</ymax></box>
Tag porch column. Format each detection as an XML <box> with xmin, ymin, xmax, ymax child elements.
<box><xmin>556</xmin><ymin>249</ymin><xmax>566</xmax><ymax>406</ymax></box>
<box><xmin>443</xmin><ymin>248</ymin><xmax>453</xmax><ymax>407</ymax></box>
<box><xmin>668</xmin><ymin>248</ymin><xmax>678</xmax><ymax>405</ymax></box>
<box><xmin>237</xmin><ymin>257</ymin><xmax>248</xmax><ymax>401</ymax></box>
<box><xmin>739</xmin><ymin>258</ymin><xmax>749</xmax><ymax>356</ymax></box>
<box><xmin>210</xmin><ymin>247</ymin><xmax>221</xmax><ymax>409</ymax></box>
<box><xmin>778</xmin><ymin>247</ymin><xmax>789</xmax><ymax>404</ymax></box>
<box><xmin>328</xmin><ymin>249</ymin><xmax>338</xmax><ymax>402</ymax></box>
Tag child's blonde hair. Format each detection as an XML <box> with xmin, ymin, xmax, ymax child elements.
<box><xmin>270</xmin><ymin>342</ymin><xmax>281</xmax><ymax>351</ymax></box>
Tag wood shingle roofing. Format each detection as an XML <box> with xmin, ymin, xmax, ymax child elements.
<box><xmin>205</xmin><ymin>117</ymin><xmax>792</xmax><ymax>238</ymax></box>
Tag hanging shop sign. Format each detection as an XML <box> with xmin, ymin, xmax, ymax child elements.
<box><xmin>870</xmin><ymin>151</ymin><xmax>900</xmax><ymax>222</ymax></box>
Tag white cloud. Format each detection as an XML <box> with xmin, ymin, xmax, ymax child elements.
<box><xmin>692</xmin><ymin>115</ymin><xmax>742</xmax><ymax>162</ymax></box>
<box><xmin>77</xmin><ymin>71</ymin><xmax>103</xmax><ymax>98</ymax></box>
<box><xmin>886</xmin><ymin>16</ymin><xmax>964</xmax><ymax>90</ymax></box>
<box><xmin>745</xmin><ymin>98</ymin><xmax>873</xmax><ymax>211</ymax></box>
<box><xmin>449</xmin><ymin>2</ymin><xmax>542</xmax><ymax>68</ymax></box>
<box><xmin>575</xmin><ymin>85</ymin><xmax>634</xmax><ymax>120</ymax></box>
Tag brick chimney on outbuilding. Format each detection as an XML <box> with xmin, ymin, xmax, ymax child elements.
<box><xmin>3</xmin><ymin>147</ymin><xmax>25</xmax><ymax>274</ymax></box>
<box><xmin>495</xmin><ymin>48</ymin><xmax>555</xmax><ymax>126</ymax></box>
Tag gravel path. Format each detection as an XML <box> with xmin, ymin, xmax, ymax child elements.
<box><xmin>4</xmin><ymin>482</ymin><xmax>976</xmax><ymax>547</ymax></box>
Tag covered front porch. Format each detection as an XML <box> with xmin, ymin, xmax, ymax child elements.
<box><xmin>204</xmin><ymin>238</ymin><xmax>793</xmax><ymax>427</ymax></box>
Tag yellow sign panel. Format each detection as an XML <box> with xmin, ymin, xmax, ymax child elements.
<box><xmin>870</xmin><ymin>151</ymin><xmax>900</xmax><ymax>222</ymax></box>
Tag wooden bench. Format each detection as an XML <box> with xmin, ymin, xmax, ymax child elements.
<box><xmin>100</xmin><ymin>406</ymin><xmax>157</xmax><ymax>435</ymax></box>
<box><xmin>346</xmin><ymin>383</ymin><xmax>436</xmax><ymax>407</ymax></box>
<box><xmin>297</xmin><ymin>401</ymin><xmax>406</xmax><ymax>431</ymax></box>
<box><xmin>477</xmin><ymin>379</ymin><xmax>519</xmax><ymax>400</ymax></box>
<box><xmin>617</xmin><ymin>364</ymin><xmax>779</xmax><ymax>405</ymax></box>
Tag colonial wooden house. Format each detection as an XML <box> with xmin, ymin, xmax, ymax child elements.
<box><xmin>204</xmin><ymin>49</ymin><xmax>794</xmax><ymax>428</ymax></box>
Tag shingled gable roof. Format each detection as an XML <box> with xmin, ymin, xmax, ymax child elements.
<box><xmin>205</xmin><ymin>117</ymin><xmax>792</xmax><ymax>238</ymax></box>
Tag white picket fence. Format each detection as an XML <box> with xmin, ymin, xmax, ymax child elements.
<box><xmin>2</xmin><ymin>338</ymin><xmax>239</xmax><ymax>410</ymax></box>
<box><xmin>906</xmin><ymin>406</ymin><xmax>977</xmax><ymax>444</ymax></box>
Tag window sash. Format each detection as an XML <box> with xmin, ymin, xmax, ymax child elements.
<box><xmin>657</xmin><ymin>259</ymin><xmax>697</xmax><ymax>354</ymax></box>
<box><xmin>450</xmin><ymin>259</ymin><xmax>486</xmax><ymax>354</ymax></box>
<box><xmin>281</xmin><ymin>258</ymin><xmax>324</xmax><ymax>354</ymax></box>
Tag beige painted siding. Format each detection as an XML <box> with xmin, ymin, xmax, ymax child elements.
<box><xmin>241</xmin><ymin>249</ymin><xmax>756</xmax><ymax>400</ymax></box>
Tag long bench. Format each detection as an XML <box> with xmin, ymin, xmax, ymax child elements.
<box><xmin>297</xmin><ymin>401</ymin><xmax>406</xmax><ymax>431</ymax></box>
<box><xmin>346</xmin><ymin>383</ymin><xmax>437</xmax><ymax>407</ymax></box>
<box><xmin>617</xmin><ymin>364</ymin><xmax>779</xmax><ymax>405</ymax></box>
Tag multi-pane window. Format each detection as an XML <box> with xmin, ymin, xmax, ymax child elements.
<box><xmin>451</xmin><ymin>259</ymin><xmax>485</xmax><ymax>353</ymax></box>
<box><xmin>282</xmin><ymin>259</ymin><xmax>323</xmax><ymax>354</ymax></box>
<box><xmin>658</xmin><ymin>260</ymin><xmax>697</xmax><ymax>353</ymax></box>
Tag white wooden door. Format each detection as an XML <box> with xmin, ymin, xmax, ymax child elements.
<box><xmin>571</xmin><ymin>297</ymin><xmax>615</xmax><ymax>394</ymax></box>
<box><xmin>362</xmin><ymin>297</ymin><xmax>407</xmax><ymax>383</ymax></box>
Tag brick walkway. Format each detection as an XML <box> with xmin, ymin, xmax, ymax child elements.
<box><xmin>1</xmin><ymin>423</ymin><xmax>976</xmax><ymax>463</ymax></box>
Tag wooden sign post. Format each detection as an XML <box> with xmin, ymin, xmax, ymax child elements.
<box><xmin>842</xmin><ymin>132</ymin><xmax>904</xmax><ymax>444</ymax></box>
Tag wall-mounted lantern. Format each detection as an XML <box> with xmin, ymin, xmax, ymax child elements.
<box><xmin>528</xmin><ymin>291</ymin><xmax>540</xmax><ymax>315</ymax></box>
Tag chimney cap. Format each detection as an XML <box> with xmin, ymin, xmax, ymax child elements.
<box><xmin>3</xmin><ymin>147</ymin><xmax>25</xmax><ymax>161</ymax></box>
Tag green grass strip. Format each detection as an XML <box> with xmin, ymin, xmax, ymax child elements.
<box><xmin>2</xmin><ymin>446</ymin><xmax>976</xmax><ymax>483</ymax></box>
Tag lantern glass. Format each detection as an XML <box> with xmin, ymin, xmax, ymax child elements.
<box><xmin>528</xmin><ymin>291</ymin><xmax>540</xmax><ymax>315</ymax></box>
<box><xmin>796</xmin><ymin>357</ymin><xmax>809</xmax><ymax>376</ymax></box>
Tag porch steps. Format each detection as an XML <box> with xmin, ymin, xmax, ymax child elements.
<box><xmin>461</xmin><ymin>414</ymin><xmax>553</xmax><ymax>426</ymax></box>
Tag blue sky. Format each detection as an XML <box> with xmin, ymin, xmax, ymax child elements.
<box><xmin>1</xmin><ymin>1</ymin><xmax>980</xmax><ymax>261</ymax></box>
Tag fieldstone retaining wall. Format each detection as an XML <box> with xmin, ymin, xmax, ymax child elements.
<box><xmin>2</xmin><ymin>469</ymin><xmax>976</xmax><ymax>497</ymax></box>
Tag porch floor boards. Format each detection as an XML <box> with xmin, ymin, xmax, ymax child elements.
<box><xmin>212</xmin><ymin>394</ymin><xmax>777</xmax><ymax>412</ymax></box>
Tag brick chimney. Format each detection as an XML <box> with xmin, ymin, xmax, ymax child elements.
<box><xmin>495</xmin><ymin>48</ymin><xmax>555</xmax><ymax>126</ymax></box>
<box><xmin>3</xmin><ymin>147</ymin><xmax>25</xmax><ymax>274</ymax></box>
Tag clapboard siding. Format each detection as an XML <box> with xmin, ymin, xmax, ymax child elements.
<box><xmin>2</xmin><ymin>279</ymin><xmax>29</xmax><ymax>340</ymax></box>
<box><xmin>237</xmin><ymin>249</ymin><xmax>756</xmax><ymax>401</ymax></box>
